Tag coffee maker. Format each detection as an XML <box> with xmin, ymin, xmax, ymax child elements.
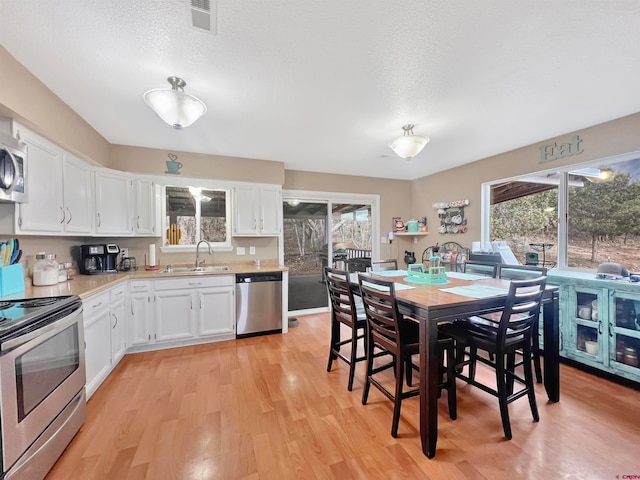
<box><xmin>79</xmin><ymin>244</ymin><xmax>119</xmax><ymax>275</ymax></box>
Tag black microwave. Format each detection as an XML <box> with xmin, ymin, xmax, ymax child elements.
<box><xmin>0</xmin><ymin>130</ymin><xmax>27</xmax><ymax>203</ymax></box>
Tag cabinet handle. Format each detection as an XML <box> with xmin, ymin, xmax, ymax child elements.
<box><xmin>131</xmin><ymin>303</ymin><xmax>134</xmax><ymax>315</ymax></box>
<box><xmin>188</xmin><ymin>282</ymin><xmax>202</xmax><ymax>286</ymax></box>
<box><xmin>59</xmin><ymin>206</ymin><xmax>65</xmax><ymax>224</ymax></box>
<box><xmin>609</xmin><ymin>322</ymin><xmax>614</xmax><ymax>337</ymax></box>
<box><xmin>97</xmin><ymin>213</ymin><xmax>101</xmax><ymax>228</ymax></box>
<box><xmin>113</xmin><ymin>314</ymin><xmax>118</xmax><ymax>328</ymax></box>
<box><xmin>115</xmin><ymin>290</ymin><xmax>123</xmax><ymax>296</ymax></box>
<box><xmin>66</xmin><ymin>207</ymin><xmax>72</xmax><ymax>224</ymax></box>
<box><xmin>598</xmin><ymin>320</ymin><xmax>603</xmax><ymax>335</ymax></box>
<box><xmin>137</xmin><ymin>215</ymin><xmax>140</xmax><ymax>229</ymax></box>
<box><xmin>92</xmin><ymin>302</ymin><xmax>102</xmax><ymax>309</ymax></box>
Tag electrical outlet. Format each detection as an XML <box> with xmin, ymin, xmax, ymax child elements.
<box><xmin>237</xmin><ymin>247</ymin><xmax>246</xmax><ymax>255</ymax></box>
<box><xmin>249</xmin><ymin>246</ymin><xmax>256</xmax><ymax>255</ymax></box>
<box><xmin>381</xmin><ymin>236</ymin><xmax>387</xmax><ymax>244</ymax></box>
<box><xmin>120</xmin><ymin>247</ymin><xmax>129</xmax><ymax>259</ymax></box>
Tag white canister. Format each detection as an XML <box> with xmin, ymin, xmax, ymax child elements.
<box><xmin>33</xmin><ymin>252</ymin><xmax>59</xmax><ymax>286</ymax></box>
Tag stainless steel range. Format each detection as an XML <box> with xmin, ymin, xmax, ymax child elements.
<box><xmin>0</xmin><ymin>295</ymin><xmax>85</xmax><ymax>480</ymax></box>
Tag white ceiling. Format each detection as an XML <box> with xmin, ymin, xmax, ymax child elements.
<box><xmin>2</xmin><ymin>1</ymin><xmax>640</xmax><ymax>180</ymax></box>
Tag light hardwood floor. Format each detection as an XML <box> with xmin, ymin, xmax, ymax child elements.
<box><xmin>47</xmin><ymin>312</ymin><xmax>640</xmax><ymax>479</ymax></box>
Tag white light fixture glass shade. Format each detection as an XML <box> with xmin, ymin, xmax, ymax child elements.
<box><xmin>388</xmin><ymin>124</ymin><xmax>430</xmax><ymax>158</ymax></box>
<box><xmin>144</xmin><ymin>77</ymin><xmax>207</xmax><ymax>129</ymax></box>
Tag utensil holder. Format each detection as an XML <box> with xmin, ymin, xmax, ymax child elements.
<box><xmin>0</xmin><ymin>264</ymin><xmax>25</xmax><ymax>296</ymax></box>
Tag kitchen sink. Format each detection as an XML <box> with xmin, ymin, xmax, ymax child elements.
<box><xmin>161</xmin><ymin>266</ymin><xmax>230</xmax><ymax>273</ymax></box>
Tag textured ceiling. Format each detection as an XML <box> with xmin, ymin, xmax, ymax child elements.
<box><xmin>1</xmin><ymin>1</ymin><xmax>640</xmax><ymax>180</ymax></box>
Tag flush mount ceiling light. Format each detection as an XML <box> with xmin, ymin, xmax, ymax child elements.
<box><xmin>388</xmin><ymin>124</ymin><xmax>430</xmax><ymax>158</ymax></box>
<box><xmin>144</xmin><ymin>76</ymin><xmax>207</xmax><ymax>129</ymax></box>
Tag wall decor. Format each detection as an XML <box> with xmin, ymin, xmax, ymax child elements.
<box><xmin>539</xmin><ymin>135</ymin><xmax>583</xmax><ymax>164</ymax></box>
<box><xmin>165</xmin><ymin>153</ymin><xmax>183</xmax><ymax>174</ymax></box>
<box><xmin>432</xmin><ymin>200</ymin><xmax>469</xmax><ymax>234</ymax></box>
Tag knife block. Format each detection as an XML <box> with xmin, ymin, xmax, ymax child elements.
<box><xmin>0</xmin><ymin>264</ymin><xmax>25</xmax><ymax>296</ymax></box>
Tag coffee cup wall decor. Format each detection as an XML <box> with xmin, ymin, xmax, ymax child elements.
<box><xmin>166</xmin><ymin>153</ymin><xmax>183</xmax><ymax>174</ymax></box>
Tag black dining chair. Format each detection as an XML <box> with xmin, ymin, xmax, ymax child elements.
<box><xmin>497</xmin><ymin>264</ymin><xmax>548</xmax><ymax>383</ymax></box>
<box><xmin>463</xmin><ymin>260</ymin><xmax>498</xmax><ymax>277</ymax></box>
<box><xmin>371</xmin><ymin>259</ymin><xmax>398</xmax><ymax>271</ymax></box>
<box><xmin>439</xmin><ymin>276</ymin><xmax>547</xmax><ymax>440</ymax></box>
<box><xmin>325</xmin><ymin>267</ymin><xmax>367</xmax><ymax>391</ymax></box>
<box><xmin>358</xmin><ymin>275</ymin><xmax>457</xmax><ymax>438</ymax></box>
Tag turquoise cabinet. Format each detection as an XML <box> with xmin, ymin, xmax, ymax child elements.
<box><xmin>548</xmin><ymin>271</ymin><xmax>640</xmax><ymax>384</ymax></box>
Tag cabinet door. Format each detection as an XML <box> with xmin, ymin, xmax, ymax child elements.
<box><xmin>197</xmin><ymin>286</ymin><xmax>235</xmax><ymax>336</ymax></box>
<box><xmin>135</xmin><ymin>179</ymin><xmax>157</xmax><ymax>235</ymax></box>
<box><xmin>130</xmin><ymin>293</ymin><xmax>152</xmax><ymax>346</ymax></box>
<box><xmin>154</xmin><ymin>290</ymin><xmax>195</xmax><ymax>342</ymax></box>
<box><xmin>16</xmin><ymin>129</ymin><xmax>64</xmax><ymax>233</ymax></box>
<box><xmin>95</xmin><ymin>170</ymin><xmax>133</xmax><ymax>235</ymax></box>
<box><xmin>233</xmin><ymin>185</ymin><xmax>258</xmax><ymax>235</ymax></box>
<box><xmin>111</xmin><ymin>300</ymin><xmax>127</xmax><ymax>364</ymax></box>
<box><xmin>62</xmin><ymin>153</ymin><xmax>93</xmax><ymax>233</ymax></box>
<box><xmin>609</xmin><ymin>290</ymin><xmax>640</xmax><ymax>377</ymax></box>
<box><xmin>84</xmin><ymin>308</ymin><xmax>111</xmax><ymax>399</ymax></box>
<box><xmin>566</xmin><ymin>285</ymin><xmax>606</xmax><ymax>364</ymax></box>
<box><xmin>259</xmin><ymin>185</ymin><xmax>281</xmax><ymax>235</ymax></box>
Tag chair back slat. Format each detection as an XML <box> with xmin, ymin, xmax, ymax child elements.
<box><xmin>357</xmin><ymin>275</ymin><xmax>403</xmax><ymax>354</ymax></box>
<box><xmin>463</xmin><ymin>260</ymin><xmax>498</xmax><ymax>277</ymax></box>
<box><xmin>325</xmin><ymin>267</ymin><xmax>359</xmax><ymax>326</ymax></box>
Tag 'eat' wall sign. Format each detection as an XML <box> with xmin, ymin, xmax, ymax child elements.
<box><xmin>539</xmin><ymin>135</ymin><xmax>583</xmax><ymax>164</ymax></box>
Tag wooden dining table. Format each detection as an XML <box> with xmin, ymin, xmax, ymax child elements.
<box><xmin>358</xmin><ymin>271</ymin><xmax>560</xmax><ymax>459</ymax></box>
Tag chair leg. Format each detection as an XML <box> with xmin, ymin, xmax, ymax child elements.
<box><xmin>523</xmin><ymin>343</ymin><xmax>540</xmax><ymax>423</ymax></box>
<box><xmin>406</xmin><ymin>355</ymin><xmax>413</xmax><ymax>387</ymax></box>
<box><xmin>532</xmin><ymin>328</ymin><xmax>543</xmax><ymax>383</ymax></box>
<box><xmin>495</xmin><ymin>353</ymin><xmax>512</xmax><ymax>440</ymax></box>
<box><xmin>361</xmin><ymin>331</ymin><xmax>374</xmax><ymax>406</ymax></box>
<box><xmin>506</xmin><ymin>353</ymin><xmax>516</xmax><ymax>395</ymax></box>
<box><xmin>391</xmin><ymin>353</ymin><xmax>405</xmax><ymax>438</ymax></box>
<box><xmin>347</xmin><ymin>323</ymin><xmax>360</xmax><ymax>391</ymax></box>
<box><xmin>445</xmin><ymin>342</ymin><xmax>457</xmax><ymax>420</ymax></box>
<box><xmin>468</xmin><ymin>346</ymin><xmax>478</xmax><ymax>382</ymax></box>
<box><xmin>327</xmin><ymin>317</ymin><xmax>338</xmax><ymax>372</ymax></box>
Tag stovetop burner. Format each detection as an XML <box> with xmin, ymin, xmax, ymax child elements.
<box><xmin>0</xmin><ymin>295</ymin><xmax>82</xmax><ymax>339</ymax></box>
<box><xmin>18</xmin><ymin>298</ymin><xmax>60</xmax><ymax>308</ymax></box>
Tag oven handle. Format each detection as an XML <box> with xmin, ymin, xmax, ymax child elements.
<box><xmin>1</xmin><ymin>304</ymin><xmax>83</xmax><ymax>352</ymax></box>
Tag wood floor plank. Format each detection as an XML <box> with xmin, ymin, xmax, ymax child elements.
<box><xmin>45</xmin><ymin>312</ymin><xmax>640</xmax><ymax>479</ymax></box>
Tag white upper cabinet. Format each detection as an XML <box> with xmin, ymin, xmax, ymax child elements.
<box><xmin>134</xmin><ymin>178</ymin><xmax>158</xmax><ymax>236</ymax></box>
<box><xmin>95</xmin><ymin>169</ymin><xmax>133</xmax><ymax>235</ymax></box>
<box><xmin>15</xmin><ymin>128</ymin><xmax>64</xmax><ymax>233</ymax></box>
<box><xmin>232</xmin><ymin>184</ymin><xmax>282</xmax><ymax>236</ymax></box>
<box><xmin>61</xmin><ymin>153</ymin><xmax>92</xmax><ymax>233</ymax></box>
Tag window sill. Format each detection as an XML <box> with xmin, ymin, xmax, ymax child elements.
<box><xmin>160</xmin><ymin>245</ymin><xmax>234</xmax><ymax>254</ymax></box>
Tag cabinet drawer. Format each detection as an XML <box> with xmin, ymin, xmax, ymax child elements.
<box><xmin>129</xmin><ymin>280</ymin><xmax>151</xmax><ymax>293</ymax></box>
<box><xmin>83</xmin><ymin>291</ymin><xmax>110</xmax><ymax>316</ymax></box>
<box><xmin>153</xmin><ymin>275</ymin><xmax>234</xmax><ymax>291</ymax></box>
<box><xmin>110</xmin><ymin>283</ymin><xmax>127</xmax><ymax>302</ymax></box>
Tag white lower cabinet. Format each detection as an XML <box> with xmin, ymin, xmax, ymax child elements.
<box><xmin>83</xmin><ymin>291</ymin><xmax>112</xmax><ymax>399</ymax></box>
<box><xmin>127</xmin><ymin>275</ymin><xmax>236</xmax><ymax>352</ymax></box>
<box><xmin>83</xmin><ymin>283</ymin><xmax>129</xmax><ymax>399</ymax></box>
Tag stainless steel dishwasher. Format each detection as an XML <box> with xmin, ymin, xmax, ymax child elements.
<box><xmin>236</xmin><ymin>271</ymin><xmax>283</xmax><ymax>337</ymax></box>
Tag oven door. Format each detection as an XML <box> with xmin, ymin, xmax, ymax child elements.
<box><xmin>0</xmin><ymin>304</ymin><xmax>85</xmax><ymax>471</ymax></box>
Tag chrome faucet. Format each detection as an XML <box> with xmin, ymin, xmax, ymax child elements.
<box><xmin>195</xmin><ymin>240</ymin><xmax>213</xmax><ymax>268</ymax></box>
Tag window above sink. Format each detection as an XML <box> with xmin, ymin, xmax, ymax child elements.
<box><xmin>159</xmin><ymin>178</ymin><xmax>234</xmax><ymax>253</ymax></box>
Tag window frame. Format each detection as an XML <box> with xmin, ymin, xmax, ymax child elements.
<box><xmin>159</xmin><ymin>177</ymin><xmax>234</xmax><ymax>253</ymax></box>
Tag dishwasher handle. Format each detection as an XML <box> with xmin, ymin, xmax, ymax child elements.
<box><xmin>236</xmin><ymin>272</ymin><xmax>283</xmax><ymax>283</ymax></box>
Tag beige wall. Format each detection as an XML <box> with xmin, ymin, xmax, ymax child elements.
<box><xmin>111</xmin><ymin>145</ymin><xmax>284</xmax><ymax>184</ymax></box>
<box><xmin>0</xmin><ymin>46</ymin><xmax>111</xmax><ymax>167</ymax></box>
<box><xmin>412</xmin><ymin>112</ymin><xmax>640</xmax><ymax>246</ymax></box>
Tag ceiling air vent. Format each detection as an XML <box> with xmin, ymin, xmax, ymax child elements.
<box><xmin>188</xmin><ymin>0</ymin><xmax>217</xmax><ymax>35</ymax></box>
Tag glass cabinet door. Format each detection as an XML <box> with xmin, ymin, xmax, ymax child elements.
<box><xmin>568</xmin><ymin>286</ymin><xmax>606</xmax><ymax>362</ymax></box>
<box><xmin>610</xmin><ymin>291</ymin><xmax>640</xmax><ymax>372</ymax></box>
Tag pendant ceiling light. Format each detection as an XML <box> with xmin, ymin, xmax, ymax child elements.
<box><xmin>144</xmin><ymin>76</ymin><xmax>207</xmax><ymax>129</ymax></box>
<box><xmin>388</xmin><ymin>124</ymin><xmax>430</xmax><ymax>158</ymax></box>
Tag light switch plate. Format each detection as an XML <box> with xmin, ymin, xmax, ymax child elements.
<box><xmin>249</xmin><ymin>246</ymin><xmax>256</xmax><ymax>255</ymax></box>
<box><xmin>237</xmin><ymin>247</ymin><xmax>246</xmax><ymax>255</ymax></box>
<box><xmin>381</xmin><ymin>237</ymin><xmax>387</xmax><ymax>244</ymax></box>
